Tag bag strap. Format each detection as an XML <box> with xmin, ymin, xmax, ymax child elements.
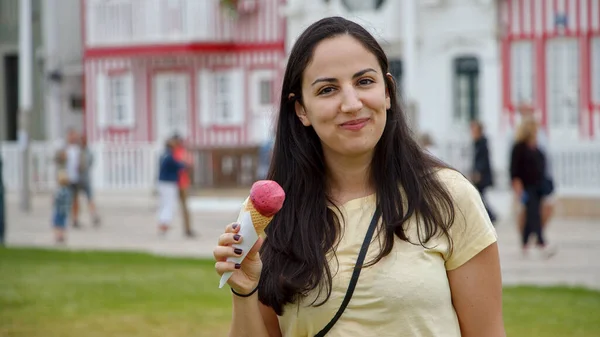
<box><xmin>314</xmin><ymin>207</ymin><xmax>382</xmax><ymax>337</ymax></box>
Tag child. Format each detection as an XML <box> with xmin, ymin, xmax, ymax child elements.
<box><xmin>53</xmin><ymin>170</ymin><xmax>72</xmax><ymax>243</ymax></box>
<box><xmin>157</xmin><ymin>139</ymin><xmax>186</xmax><ymax>235</ymax></box>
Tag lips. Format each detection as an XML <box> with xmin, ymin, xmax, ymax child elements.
<box><xmin>340</xmin><ymin>118</ymin><xmax>370</xmax><ymax>131</ymax></box>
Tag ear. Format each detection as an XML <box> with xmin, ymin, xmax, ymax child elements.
<box><xmin>385</xmin><ymin>73</ymin><xmax>393</xmax><ymax>110</ymax></box>
<box><xmin>290</xmin><ymin>93</ymin><xmax>311</xmax><ymax>126</ymax></box>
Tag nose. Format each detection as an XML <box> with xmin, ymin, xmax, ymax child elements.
<box><xmin>340</xmin><ymin>86</ymin><xmax>363</xmax><ymax>114</ymax></box>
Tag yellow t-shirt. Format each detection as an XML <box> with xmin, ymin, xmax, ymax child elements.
<box><xmin>277</xmin><ymin>169</ymin><xmax>497</xmax><ymax>337</ymax></box>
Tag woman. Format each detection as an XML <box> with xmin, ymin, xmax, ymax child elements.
<box><xmin>510</xmin><ymin>117</ymin><xmax>555</xmax><ymax>258</ymax></box>
<box><xmin>157</xmin><ymin>139</ymin><xmax>186</xmax><ymax>235</ymax></box>
<box><xmin>213</xmin><ymin>17</ymin><xmax>504</xmax><ymax>337</ymax></box>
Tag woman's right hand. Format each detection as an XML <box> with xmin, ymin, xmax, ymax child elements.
<box><xmin>214</xmin><ymin>222</ymin><xmax>264</xmax><ymax>295</ymax></box>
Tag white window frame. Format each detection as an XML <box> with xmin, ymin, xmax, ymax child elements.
<box><xmin>96</xmin><ymin>71</ymin><xmax>135</xmax><ymax>129</ymax></box>
<box><xmin>546</xmin><ymin>38</ymin><xmax>579</xmax><ymax>138</ymax></box>
<box><xmin>214</xmin><ymin>69</ymin><xmax>245</xmax><ymax>126</ymax></box>
<box><xmin>154</xmin><ymin>72</ymin><xmax>190</xmax><ymax>140</ymax></box>
<box><xmin>215</xmin><ymin>72</ymin><xmax>233</xmax><ymax>124</ymax></box>
<box><xmin>250</xmin><ymin>70</ymin><xmax>276</xmax><ymax>113</ymax></box>
<box><xmin>510</xmin><ymin>41</ymin><xmax>535</xmax><ymax>107</ymax></box>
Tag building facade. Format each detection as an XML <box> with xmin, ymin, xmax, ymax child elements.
<box><xmin>0</xmin><ymin>0</ymin><xmax>44</xmax><ymax>142</ymax></box>
<box><xmin>500</xmin><ymin>0</ymin><xmax>600</xmax><ymax>141</ymax></box>
<box><xmin>83</xmin><ymin>0</ymin><xmax>286</xmax><ymax>148</ymax></box>
<box><xmin>0</xmin><ymin>0</ymin><xmax>83</xmax><ymax>144</ymax></box>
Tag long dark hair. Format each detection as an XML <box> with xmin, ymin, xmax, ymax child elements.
<box><xmin>259</xmin><ymin>16</ymin><xmax>456</xmax><ymax>315</ymax></box>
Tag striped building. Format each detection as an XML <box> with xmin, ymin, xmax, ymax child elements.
<box><xmin>83</xmin><ymin>0</ymin><xmax>286</xmax><ymax>147</ymax></box>
<box><xmin>501</xmin><ymin>0</ymin><xmax>600</xmax><ymax>141</ymax></box>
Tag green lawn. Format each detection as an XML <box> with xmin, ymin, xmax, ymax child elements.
<box><xmin>1</xmin><ymin>248</ymin><xmax>599</xmax><ymax>337</ymax></box>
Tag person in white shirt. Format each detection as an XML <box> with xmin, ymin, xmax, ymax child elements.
<box><xmin>64</xmin><ymin>129</ymin><xmax>83</xmax><ymax>228</ymax></box>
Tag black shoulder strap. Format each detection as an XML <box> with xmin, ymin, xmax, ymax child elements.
<box><xmin>314</xmin><ymin>207</ymin><xmax>381</xmax><ymax>337</ymax></box>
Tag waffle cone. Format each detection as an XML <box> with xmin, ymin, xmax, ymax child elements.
<box><xmin>245</xmin><ymin>201</ymin><xmax>273</xmax><ymax>234</ymax></box>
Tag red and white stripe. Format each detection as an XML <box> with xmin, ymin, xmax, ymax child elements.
<box><xmin>85</xmin><ymin>50</ymin><xmax>285</xmax><ymax>146</ymax></box>
<box><xmin>83</xmin><ymin>0</ymin><xmax>286</xmax><ymax>146</ymax></box>
<box><xmin>501</xmin><ymin>0</ymin><xmax>600</xmax><ymax>139</ymax></box>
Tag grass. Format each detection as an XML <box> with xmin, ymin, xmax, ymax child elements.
<box><xmin>1</xmin><ymin>248</ymin><xmax>599</xmax><ymax>337</ymax></box>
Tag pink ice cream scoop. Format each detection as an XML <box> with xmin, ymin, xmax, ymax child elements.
<box><xmin>245</xmin><ymin>180</ymin><xmax>285</xmax><ymax>233</ymax></box>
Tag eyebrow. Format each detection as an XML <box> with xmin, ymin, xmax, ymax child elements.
<box><xmin>310</xmin><ymin>68</ymin><xmax>378</xmax><ymax>86</ymax></box>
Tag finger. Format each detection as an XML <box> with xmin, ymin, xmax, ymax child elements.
<box><xmin>217</xmin><ymin>232</ymin><xmax>243</xmax><ymax>246</ymax></box>
<box><xmin>213</xmin><ymin>245</ymin><xmax>244</xmax><ymax>261</ymax></box>
<box><xmin>224</xmin><ymin>222</ymin><xmax>242</xmax><ymax>234</ymax></box>
<box><xmin>215</xmin><ymin>261</ymin><xmax>241</xmax><ymax>275</ymax></box>
<box><xmin>247</xmin><ymin>236</ymin><xmax>264</xmax><ymax>257</ymax></box>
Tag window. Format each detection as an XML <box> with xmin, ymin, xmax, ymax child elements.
<box><xmin>453</xmin><ymin>56</ymin><xmax>480</xmax><ymax>123</ymax></box>
<box><xmin>259</xmin><ymin>79</ymin><xmax>272</xmax><ymax>105</ymax></box>
<box><xmin>341</xmin><ymin>0</ymin><xmax>385</xmax><ymax>11</ymax></box>
<box><xmin>546</xmin><ymin>38</ymin><xmax>579</xmax><ymax>131</ymax></box>
<box><xmin>154</xmin><ymin>73</ymin><xmax>189</xmax><ymax>139</ymax></box>
<box><xmin>109</xmin><ymin>76</ymin><xmax>127</xmax><ymax>124</ymax></box>
<box><xmin>251</xmin><ymin>70</ymin><xmax>275</xmax><ymax>112</ymax></box>
<box><xmin>97</xmin><ymin>72</ymin><xmax>134</xmax><ymax>128</ymax></box>
<box><xmin>213</xmin><ymin>69</ymin><xmax>245</xmax><ymax>126</ymax></box>
<box><xmin>388</xmin><ymin>59</ymin><xmax>403</xmax><ymax>99</ymax></box>
<box><xmin>511</xmin><ymin>41</ymin><xmax>535</xmax><ymax>106</ymax></box>
<box><xmin>593</xmin><ymin>37</ymin><xmax>600</xmax><ymax>103</ymax></box>
<box><xmin>216</xmin><ymin>73</ymin><xmax>232</xmax><ymax>122</ymax></box>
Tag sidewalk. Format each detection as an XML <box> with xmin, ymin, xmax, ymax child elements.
<box><xmin>3</xmin><ymin>189</ymin><xmax>600</xmax><ymax>290</ymax></box>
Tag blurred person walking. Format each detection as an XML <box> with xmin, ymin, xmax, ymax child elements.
<box><xmin>157</xmin><ymin>138</ymin><xmax>188</xmax><ymax>236</ymax></box>
<box><xmin>515</xmin><ymin>105</ymin><xmax>555</xmax><ymax>232</ymax></box>
<box><xmin>470</xmin><ymin>120</ymin><xmax>496</xmax><ymax>223</ymax></box>
<box><xmin>78</xmin><ymin>135</ymin><xmax>101</xmax><ymax>227</ymax></box>
<box><xmin>55</xmin><ymin>129</ymin><xmax>83</xmax><ymax>229</ymax></box>
<box><xmin>510</xmin><ymin>117</ymin><xmax>556</xmax><ymax>258</ymax></box>
<box><xmin>52</xmin><ymin>170</ymin><xmax>72</xmax><ymax>243</ymax></box>
<box><xmin>171</xmin><ymin>134</ymin><xmax>196</xmax><ymax>238</ymax></box>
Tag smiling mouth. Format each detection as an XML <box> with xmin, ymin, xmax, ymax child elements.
<box><xmin>340</xmin><ymin>118</ymin><xmax>370</xmax><ymax>131</ymax></box>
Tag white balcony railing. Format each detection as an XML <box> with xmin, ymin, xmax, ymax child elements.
<box><xmin>86</xmin><ymin>0</ymin><xmax>234</xmax><ymax>47</ymax></box>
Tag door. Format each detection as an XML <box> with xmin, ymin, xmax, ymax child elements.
<box><xmin>546</xmin><ymin>39</ymin><xmax>580</xmax><ymax>139</ymax></box>
<box><xmin>453</xmin><ymin>56</ymin><xmax>480</xmax><ymax>126</ymax></box>
<box><xmin>153</xmin><ymin>72</ymin><xmax>190</xmax><ymax>142</ymax></box>
<box><xmin>3</xmin><ymin>54</ymin><xmax>18</xmax><ymax>141</ymax></box>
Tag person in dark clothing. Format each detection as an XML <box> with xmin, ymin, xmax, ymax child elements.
<box><xmin>510</xmin><ymin>117</ymin><xmax>556</xmax><ymax>258</ymax></box>
<box><xmin>157</xmin><ymin>139</ymin><xmax>187</xmax><ymax>235</ymax></box>
<box><xmin>470</xmin><ymin>121</ymin><xmax>496</xmax><ymax>223</ymax></box>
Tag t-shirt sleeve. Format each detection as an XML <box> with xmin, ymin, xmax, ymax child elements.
<box><xmin>441</xmin><ymin>170</ymin><xmax>498</xmax><ymax>271</ymax></box>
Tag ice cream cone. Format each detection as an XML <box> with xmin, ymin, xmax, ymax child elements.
<box><xmin>245</xmin><ymin>201</ymin><xmax>273</xmax><ymax>235</ymax></box>
<box><xmin>219</xmin><ymin>180</ymin><xmax>285</xmax><ymax>289</ymax></box>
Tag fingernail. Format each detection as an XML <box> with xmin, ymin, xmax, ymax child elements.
<box><xmin>235</xmin><ymin>263</ymin><xmax>241</xmax><ymax>269</ymax></box>
<box><xmin>234</xmin><ymin>248</ymin><xmax>243</xmax><ymax>255</ymax></box>
<box><xmin>232</xmin><ymin>224</ymin><xmax>239</xmax><ymax>230</ymax></box>
<box><xmin>233</xmin><ymin>234</ymin><xmax>241</xmax><ymax>241</ymax></box>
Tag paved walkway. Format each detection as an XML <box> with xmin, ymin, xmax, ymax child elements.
<box><xmin>3</xmin><ymin>189</ymin><xmax>599</xmax><ymax>290</ymax></box>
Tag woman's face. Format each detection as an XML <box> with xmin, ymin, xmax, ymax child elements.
<box><xmin>295</xmin><ymin>34</ymin><xmax>390</xmax><ymax>160</ymax></box>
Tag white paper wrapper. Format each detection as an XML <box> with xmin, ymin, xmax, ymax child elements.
<box><xmin>219</xmin><ymin>210</ymin><xmax>259</xmax><ymax>288</ymax></box>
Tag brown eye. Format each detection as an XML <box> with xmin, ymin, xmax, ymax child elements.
<box><xmin>358</xmin><ymin>78</ymin><xmax>374</xmax><ymax>86</ymax></box>
<box><xmin>318</xmin><ymin>87</ymin><xmax>336</xmax><ymax>95</ymax></box>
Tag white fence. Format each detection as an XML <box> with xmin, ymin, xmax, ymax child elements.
<box><xmin>1</xmin><ymin>141</ymin><xmax>600</xmax><ymax>197</ymax></box>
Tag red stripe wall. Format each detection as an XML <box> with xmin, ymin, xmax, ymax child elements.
<box><xmin>501</xmin><ymin>0</ymin><xmax>600</xmax><ymax>139</ymax></box>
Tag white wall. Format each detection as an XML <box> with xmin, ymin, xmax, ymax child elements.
<box><xmin>416</xmin><ymin>1</ymin><xmax>507</xmax><ymax>174</ymax></box>
<box><xmin>42</xmin><ymin>0</ymin><xmax>83</xmax><ymax>143</ymax></box>
<box><xmin>284</xmin><ymin>0</ymin><xmax>403</xmax><ymax>54</ymax></box>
